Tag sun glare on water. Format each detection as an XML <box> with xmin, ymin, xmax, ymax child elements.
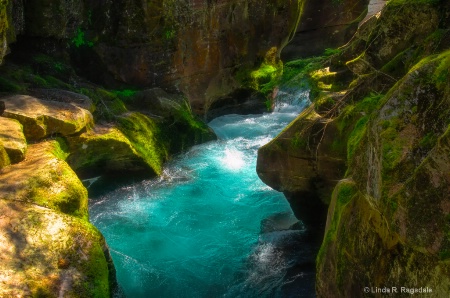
<box><xmin>221</xmin><ymin>147</ymin><xmax>245</xmax><ymax>170</ymax></box>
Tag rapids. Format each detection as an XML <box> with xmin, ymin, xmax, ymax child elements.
<box><xmin>90</xmin><ymin>90</ymin><xmax>317</xmax><ymax>297</ymax></box>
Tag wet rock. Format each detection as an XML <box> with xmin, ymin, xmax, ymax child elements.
<box><xmin>1</xmin><ymin>94</ymin><xmax>93</xmax><ymax>141</ymax></box>
<box><xmin>0</xmin><ymin>117</ymin><xmax>27</xmax><ymax>163</ymax></box>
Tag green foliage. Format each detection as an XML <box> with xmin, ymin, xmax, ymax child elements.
<box><xmin>71</xmin><ymin>28</ymin><xmax>94</xmax><ymax>48</ymax></box>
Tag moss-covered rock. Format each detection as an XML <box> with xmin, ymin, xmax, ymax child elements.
<box><xmin>0</xmin><ymin>199</ymin><xmax>111</xmax><ymax>297</ymax></box>
<box><xmin>0</xmin><ymin>140</ymin><xmax>10</xmax><ymax>169</ymax></box>
<box><xmin>67</xmin><ymin>123</ymin><xmax>161</xmax><ymax>177</ymax></box>
<box><xmin>0</xmin><ymin>116</ymin><xmax>27</xmax><ymax>163</ymax></box>
<box><xmin>316</xmin><ymin>49</ymin><xmax>450</xmax><ymax>297</ymax></box>
<box><xmin>1</xmin><ymin>94</ymin><xmax>93</xmax><ymax>141</ymax></box>
<box><xmin>0</xmin><ymin>140</ymin><xmax>88</xmax><ymax>219</ymax></box>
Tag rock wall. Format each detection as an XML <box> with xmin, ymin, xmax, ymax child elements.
<box><xmin>257</xmin><ymin>0</ymin><xmax>450</xmax><ymax>295</ymax></box>
<box><xmin>3</xmin><ymin>0</ymin><xmax>301</xmax><ymax>114</ymax></box>
<box><xmin>281</xmin><ymin>0</ymin><xmax>370</xmax><ymax>60</ymax></box>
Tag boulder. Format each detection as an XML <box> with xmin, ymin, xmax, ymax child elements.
<box><xmin>0</xmin><ymin>140</ymin><xmax>88</xmax><ymax>219</ymax></box>
<box><xmin>67</xmin><ymin>123</ymin><xmax>160</xmax><ymax>178</ymax></box>
<box><xmin>0</xmin><ymin>117</ymin><xmax>27</xmax><ymax>163</ymax></box>
<box><xmin>0</xmin><ymin>141</ymin><xmax>10</xmax><ymax>169</ymax></box>
<box><xmin>0</xmin><ymin>199</ymin><xmax>111</xmax><ymax>297</ymax></box>
<box><xmin>1</xmin><ymin>94</ymin><xmax>93</xmax><ymax>141</ymax></box>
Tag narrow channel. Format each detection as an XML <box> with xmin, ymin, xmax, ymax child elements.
<box><xmin>89</xmin><ymin>90</ymin><xmax>316</xmax><ymax>297</ymax></box>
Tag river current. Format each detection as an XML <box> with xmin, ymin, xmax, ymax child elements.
<box><xmin>89</xmin><ymin>90</ymin><xmax>317</xmax><ymax>297</ymax></box>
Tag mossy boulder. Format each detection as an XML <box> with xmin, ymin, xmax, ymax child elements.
<box><xmin>67</xmin><ymin>122</ymin><xmax>163</xmax><ymax>178</ymax></box>
<box><xmin>0</xmin><ymin>140</ymin><xmax>10</xmax><ymax>169</ymax></box>
<box><xmin>0</xmin><ymin>140</ymin><xmax>88</xmax><ymax>219</ymax></box>
<box><xmin>0</xmin><ymin>117</ymin><xmax>27</xmax><ymax>163</ymax></box>
<box><xmin>1</xmin><ymin>94</ymin><xmax>93</xmax><ymax>141</ymax></box>
<box><xmin>0</xmin><ymin>199</ymin><xmax>111</xmax><ymax>297</ymax></box>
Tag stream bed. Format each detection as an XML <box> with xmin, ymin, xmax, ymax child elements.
<box><xmin>89</xmin><ymin>90</ymin><xmax>317</xmax><ymax>297</ymax></box>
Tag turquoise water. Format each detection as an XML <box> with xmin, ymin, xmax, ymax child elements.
<box><xmin>90</xmin><ymin>91</ymin><xmax>316</xmax><ymax>297</ymax></box>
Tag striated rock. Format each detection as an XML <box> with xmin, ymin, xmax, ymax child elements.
<box><xmin>0</xmin><ymin>199</ymin><xmax>111</xmax><ymax>297</ymax></box>
<box><xmin>1</xmin><ymin>94</ymin><xmax>93</xmax><ymax>141</ymax></box>
<box><xmin>0</xmin><ymin>117</ymin><xmax>27</xmax><ymax>163</ymax></box>
<box><xmin>0</xmin><ymin>140</ymin><xmax>88</xmax><ymax>219</ymax></box>
<box><xmin>281</xmin><ymin>0</ymin><xmax>370</xmax><ymax>60</ymax></box>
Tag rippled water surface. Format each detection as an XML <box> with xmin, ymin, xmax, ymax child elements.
<box><xmin>90</xmin><ymin>91</ymin><xmax>317</xmax><ymax>297</ymax></box>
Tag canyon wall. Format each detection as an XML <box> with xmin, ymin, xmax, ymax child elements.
<box><xmin>257</xmin><ymin>0</ymin><xmax>450</xmax><ymax>295</ymax></box>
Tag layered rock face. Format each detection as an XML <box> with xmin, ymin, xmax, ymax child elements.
<box><xmin>258</xmin><ymin>0</ymin><xmax>450</xmax><ymax>295</ymax></box>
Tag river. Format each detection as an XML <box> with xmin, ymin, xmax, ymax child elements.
<box><xmin>89</xmin><ymin>89</ymin><xmax>317</xmax><ymax>297</ymax></box>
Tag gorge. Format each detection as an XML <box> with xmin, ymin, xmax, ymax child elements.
<box><xmin>0</xmin><ymin>0</ymin><xmax>449</xmax><ymax>297</ymax></box>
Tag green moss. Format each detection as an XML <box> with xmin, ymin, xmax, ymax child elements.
<box><xmin>117</xmin><ymin>113</ymin><xmax>169</xmax><ymax>175</ymax></box>
<box><xmin>0</xmin><ymin>141</ymin><xmax>10</xmax><ymax>169</ymax></box>
<box><xmin>317</xmin><ymin>180</ymin><xmax>358</xmax><ymax>263</ymax></box>
<box><xmin>0</xmin><ymin>76</ymin><xmax>24</xmax><ymax>92</ymax></box>
<box><xmin>347</xmin><ymin>116</ymin><xmax>368</xmax><ymax>160</ymax></box>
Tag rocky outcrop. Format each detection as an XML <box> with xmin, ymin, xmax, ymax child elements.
<box><xmin>281</xmin><ymin>0</ymin><xmax>370</xmax><ymax>60</ymax></box>
<box><xmin>258</xmin><ymin>0</ymin><xmax>450</xmax><ymax>295</ymax></box>
<box><xmin>0</xmin><ymin>116</ymin><xmax>27</xmax><ymax>163</ymax></box>
<box><xmin>1</xmin><ymin>94</ymin><xmax>93</xmax><ymax>141</ymax></box>
<box><xmin>317</xmin><ymin>49</ymin><xmax>450</xmax><ymax>298</ymax></box>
